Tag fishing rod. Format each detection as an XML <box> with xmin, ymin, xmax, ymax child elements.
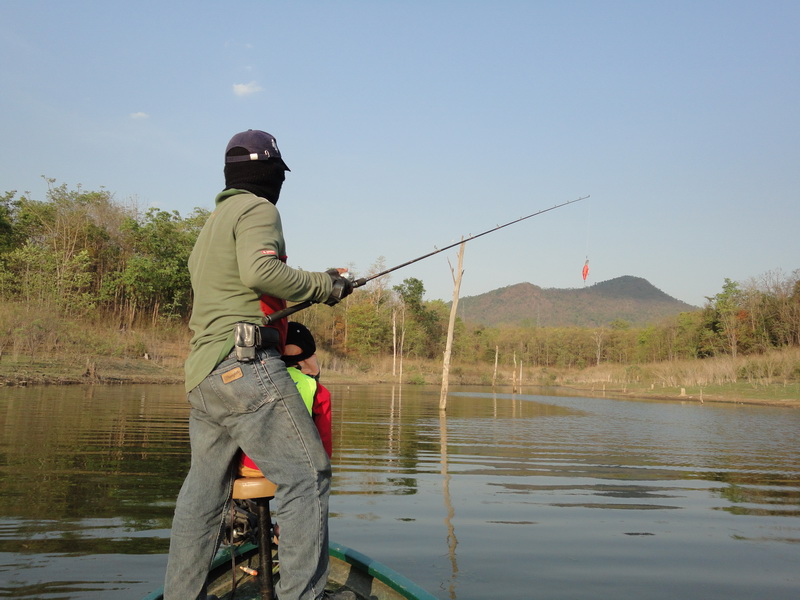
<box><xmin>264</xmin><ymin>194</ymin><xmax>589</xmax><ymax>324</ymax></box>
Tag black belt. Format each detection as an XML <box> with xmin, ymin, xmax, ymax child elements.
<box><xmin>256</xmin><ymin>326</ymin><xmax>280</xmax><ymax>348</ymax></box>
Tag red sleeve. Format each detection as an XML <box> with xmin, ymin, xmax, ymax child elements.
<box><xmin>312</xmin><ymin>383</ymin><xmax>333</xmax><ymax>458</ymax></box>
<box><xmin>259</xmin><ymin>255</ymin><xmax>289</xmax><ymax>352</ymax></box>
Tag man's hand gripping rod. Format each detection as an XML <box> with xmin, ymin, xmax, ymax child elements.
<box><xmin>264</xmin><ymin>195</ymin><xmax>589</xmax><ymax>324</ymax></box>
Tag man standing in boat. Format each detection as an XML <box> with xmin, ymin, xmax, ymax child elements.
<box><xmin>164</xmin><ymin>129</ymin><xmax>353</xmax><ymax>600</ymax></box>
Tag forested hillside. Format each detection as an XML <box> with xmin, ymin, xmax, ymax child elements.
<box><xmin>1</xmin><ymin>182</ymin><xmax>798</xmax><ymax>375</ymax></box>
<box><xmin>458</xmin><ymin>276</ymin><xmax>697</xmax><ymax>327</ymax></box>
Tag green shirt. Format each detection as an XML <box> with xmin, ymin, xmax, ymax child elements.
<box><xmin>184</xmin><ymin>189</ymin><xmax>333</xmax><ymax>392</ymax></box>
<box><xmin>288</xmin><ymin>367</ymin><xmax>317</xmax><ymax>415</ymax></box>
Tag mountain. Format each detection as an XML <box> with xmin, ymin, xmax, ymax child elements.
<box><xmin>456</xmin><ymin>276</ymin><xmax>698</xmax><ymax>327</ymax></box>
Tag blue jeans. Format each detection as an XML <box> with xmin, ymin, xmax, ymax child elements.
<box><xmin>164</xmin><ymin>348</ymin><xmax>332</xmax><ymax>600</ymax></box>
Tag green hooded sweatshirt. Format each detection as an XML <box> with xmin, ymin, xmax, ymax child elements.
<box><xmin>184</xmin><ymin>189</ymin><xmax>333</xmax><ymax>392</ymax></box>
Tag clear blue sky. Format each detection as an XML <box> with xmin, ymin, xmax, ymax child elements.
<box><xmin>2</xmin><ymin>1</ymin><xmax>798</xmax><ymax>307</ymax></box>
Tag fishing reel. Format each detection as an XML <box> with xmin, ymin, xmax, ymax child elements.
<box><xmin>223</xmin><ymin>499</ymin><xmax>259</xmax><ymax>546</ymax></box>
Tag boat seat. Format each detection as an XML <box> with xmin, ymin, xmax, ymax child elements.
<box><xmin>232</xmin><ymin>465</ymin><xmax>277</xmax><ymax>600</ymax></box>
<box><xmin>233</xmin><ymin>476</ymin><xmax>277</xmax><ymax>500</ymax></box>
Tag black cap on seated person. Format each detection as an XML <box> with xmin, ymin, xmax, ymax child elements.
<box><xmin>281</xmin><ymin>322</ymin><xmax>316</xmax><ymax>366</ymax></box>
<box><xmin>224</xmin><ymin>129</ymin><xmax>290</xmax><ymax>205</ymax></box>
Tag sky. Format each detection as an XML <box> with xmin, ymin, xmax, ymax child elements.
<box><xmin>1</xmin><ymin>1</ymin><xmax>798</xmax><ymax>308</ymax></box>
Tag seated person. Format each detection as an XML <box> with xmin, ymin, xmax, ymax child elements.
<box><xmin>280</xmin><ymin>321</ymin><xmax>333</xmax><ymax>458</ymax></box>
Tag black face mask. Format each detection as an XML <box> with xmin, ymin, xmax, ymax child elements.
<box><xmin>228</xmin><ymin>182</ymin><xmax>283</xmax><ymax>205</ymax></box>
<box><xmin>224</xmin><ymin>159</ymin><xmax>286</xmax><ymax>205</ymax></box>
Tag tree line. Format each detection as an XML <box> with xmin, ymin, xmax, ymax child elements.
<box><xmin>1</xmin><ymin>182</ymin><xmax>798</xmax><ymax>370</ymax></box>
<box><xmin>1</xmin><ymin>180</ymin><xmax>207</xmax><ymax>328</ymax></box>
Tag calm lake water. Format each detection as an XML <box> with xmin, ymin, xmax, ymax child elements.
<box><xmin>1</xmin><ymin>383</ymin><xmax>799</xmax><ymax>599</ymax></box>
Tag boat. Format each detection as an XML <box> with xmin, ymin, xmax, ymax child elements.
<box><xmin>142</xmin><ymin>540</ymin><xmax>438</xmax><ymax>600</ymax></box>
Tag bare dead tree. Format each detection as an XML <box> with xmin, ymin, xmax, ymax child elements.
<box><xmin>440</xmin><ymin>240</ymin><xmax>465</xmax><ymax>411</ymax></box>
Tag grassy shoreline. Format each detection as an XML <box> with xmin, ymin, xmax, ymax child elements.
<box><xmin>2</xmin><ymin>350</ymin><xmax>798</xmax><ymax>409</ymax></box>
<box><xmin>2</xmin><ymin>300</ymin><xmax>798</xmax><ymax>408</ymax></box>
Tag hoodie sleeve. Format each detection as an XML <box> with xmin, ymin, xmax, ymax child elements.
<box><xmin>235</xmin><ymin>196</ymin><xmax>333</xmax><ymax>303</ymax></box>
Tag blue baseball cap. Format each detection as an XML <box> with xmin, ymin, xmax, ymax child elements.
<box><xmin>225</xmin><ymin>129</ymin><xmax>290</xmax><ymax>170</ymax></box>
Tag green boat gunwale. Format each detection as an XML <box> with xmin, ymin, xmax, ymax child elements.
<box><xmin>141</xmin><ymin>540</ymin><xmax>438</xmax><ymax>600</ymax></box>
<box><xmin>327</xmin><ymin>541</ymin><xmax>437</xmax><ymax>600</ymax></box>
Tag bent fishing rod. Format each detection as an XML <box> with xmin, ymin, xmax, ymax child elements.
<box><xmin>264</xmin><ymin>194</ymin><xmax>590</xmax><ymax>324</ymax></box>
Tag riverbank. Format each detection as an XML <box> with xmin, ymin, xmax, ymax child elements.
<box><xmin>2</xmin><ymin>352</ymin><xmax>798</xmax><ymax>408</ymax></box>
<box><xmin>563</xmin><ymin>383</ymin><xmax>800</xmax><ymax>408</ymax></box>
<box><xmin>0</xmin><ymin>355</ymin><xmax>185</xmax><ymax>386</ymax></box>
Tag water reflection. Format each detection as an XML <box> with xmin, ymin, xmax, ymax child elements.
<box><xmin>439</xmin><ymin>408</ymin><xmax>458</xmax><ymax>600</ymax></box>
<box><xmin>1</xmin><ymin>384</ymin><xmax>799</xmax><ymax>599</ymax></box>
<box><xmin>1</xmin><ymin>385</ymin><xmax>189</xmax><ymax>530</ymax></box>
<box><xmin>328</xmin><ymin>386</ymin><xmax>800</xmax><ymax>600</ymax></box>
